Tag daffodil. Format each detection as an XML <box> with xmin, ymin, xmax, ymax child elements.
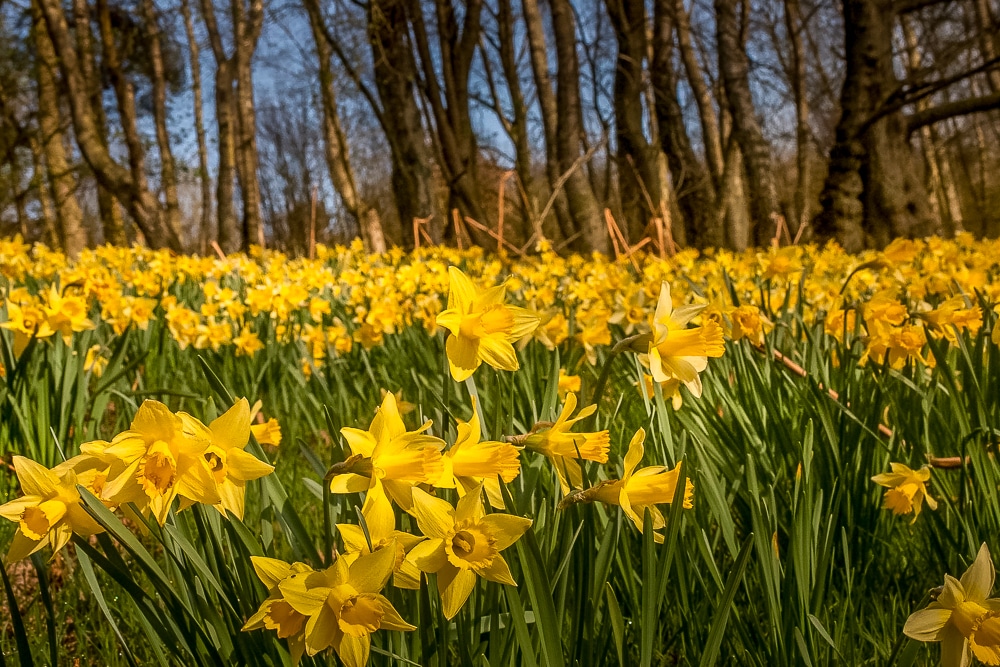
<box><xmin>100</xmin><ymin>399</ymin><xmax>221</xmax><ymax>524</ymax></box>
<box><xmin>330</xmin><ymin>392</ymin><xmax>445</xmax><ymax>509</ymax></box>
<box><xmin>336</xmin><ymin>482</ymin><xmax>424</xmax><ymax>589</ymax></box>
<box><xmin>904</xmin><ymin>543</ymin><xmax>1000</xmax><ymax>666</ymax></box>
<box><xmin>522</xmin><ymin>393</ymin><xmax>610</xmax><ymax>494</ymax></box>
<box><xmin>243</xmin><ymin>556</ymin><xmax>314</xmax><ymax>664</ymax></box>
<box><xmin>642</xmin><ymin>282</ymin><xmax>725</xmax><ymax>398</ymax></box>
<box><xmin>872</xmin><ymin>463</ymin><xmax>937</xmax><ymax>520</ymax></box>
<box><xmin>250</xmin><ymin>400</ymin><xmax>283</xmax><ymax>446</ymax></box>
<box><xmin>406</xmin><ymin>484</ymin><xmax>531</xmax><ymax>619</ymax></box>
<box><xmin>0</xmin><ymin>456</ymin><xmax>103</xmax><ymax>562</ymax></box>
<box><xmin>276</xmin><ymin>546</ymin><xmax>415</xmax><ymax>663</ymax></box>
<box><xmin>0</xmin><ymin>300</ymin><xmax>55</xmax><ymax>355</ymax></box>
<box><xmin>435</xmin><ymin>266</ymin><xmax>540</xmax><ymax>381</ymax></box>
<box><xmin>567</xmin><ymin>428</ymin><xmax>692</xmax><ymax>543</ymax></box>
<box><xmin>180</xmin><ymin>398</ymin><xmax>275</xmax><ymax>519</ymax></box>
<box><xmin>434</xmin><ymin>401</ymin><xmax>521</xmax><ymax>508</ymax></box>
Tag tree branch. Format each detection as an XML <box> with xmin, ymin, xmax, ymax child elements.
<box><xmin>907</xmin><ymin>91</ymin><xmax>1000</xmax><ymax>132</ymax></box>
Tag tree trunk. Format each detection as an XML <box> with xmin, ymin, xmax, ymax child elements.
<box><xmin>651</xmin><ymin>0</ymin><xmax>720</xmax><ymax>248</ymax></box>
<box><xmin>496</xmin><ymin>0</ymin><xmax>538</xmax><ymax>230</ymax></box>
<box><xmin>606</xmin><ymin>0</ymin><xmax>661</xmax><ymax>241</ymax></box>
<box><xmin>814</xmin><ymin>0</ymin><xmax>933</xmax><ymax>250</ymax></box>
<box><xmin>409</xmin><ymin>0</ymin><xmax>488</xmax><ymax>246</ymax></box>
<box><xmin>141</xmin><ymin>0</ymin><xmax>183</xmax><ymax>245</ymax></box>
<box><xmin>32</xmin><ymin>0</ymin><xmax>86</xmax><ymax>256</ymax></box>
<box><xmin>303</xmin><ymin>0</ymin><xmax>386</xmax><ymax>252</ymax></box>
<box><xmin>37</xmin><ymin>0</ymin><xmax>181</xmax><ymax>249</ymax></box>
<box><xmin>71</xmin><ymin>0</ymin><xmax>125</xmax><ymax>244</ymax></box>
<box><xmin>784</xmin><ymin>0</ymin><xmax>810</xmax><ymax>238</ymax></box>
<box><xmin>232</xmin><ymin>0</ymin><xmax>264</xmax><ymax>247</ymax></box>
<box><xmin>520</xmin><ymin>0</ymin><xmax>575</xmax><ymax>242</ymax></box>
<box><xmin>96</xmin><ymin>0</ymin><xmax>148</xmax><ymax>203</ymax></box>
<box><xmin>28</xmin><ymin>133</ymin><xmax>59</xmax><ymax>245</ymax></box>
<box><xmin>368</xmin><ymin>0</ymin><xmax>438</xmax><ymax>246</ymax></box>
<box><xmin>549</xmin><ymin>0</ymin><xmax>609</xmax><ymax>254</ymax></box>
<box><xmin>673</xmin><ymin>0</ymin><xmax>724</xmax><ymax>185</ymax></box>
<box><xmin>199</xmin><ymin>0</ymin><xmax>241</xmax><ymax>252</ymax></box>
<box><xmin>715</xmin><ymin>0</ymin><xmax>780</xmax><ymax>246</ymax></box>
<box><xmin>972</xmin><ymin>0</ymin><xmax>1000</xmax><ymax>93</ymax></box>
<box><xmin>180</xmin><ymin>0</ymin><xmax>213</xmax><ymax>253</ymax></box>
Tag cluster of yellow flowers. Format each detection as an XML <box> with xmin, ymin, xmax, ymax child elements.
<box><xmin>0</xmin><ymin>235</ymin><xmax>996</xmax><ymax>381</ymax></box>
<box><xmin>0</xmin><ymin>398</ymin><xmax>276</xmax><ymax>561</ymax></box>
<box><xmin>234</xmin><ymin>268</ymin><xmax>707</xmax><ymax>665</ymax></box>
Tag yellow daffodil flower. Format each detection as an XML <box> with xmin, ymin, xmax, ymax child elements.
<box><xmin>406</xmin><ymin>484</ymin><xmax>532</xmax><ymax>619</ymax></box>
<box><xmin>336</xmin><ymin>482</ymin><xmax>424</xmax><ymax>589</ymax></box>
<box><xmin>331</xmin><ymin>392</ymin><xmax>445</xmax><ymax>509</ymax></box>
<box><xmin>434</xmin><ymin>401</ymin><xmax>521</xmax><ymax>508</ymax></box>
<box><xmin>435</xmin><ymin>266</ymin><xmax>540</xmax><ymax>381</ymax></box>
<box><xmin>180</xmin><ymin>398</ymin><xmax>275</xmax><ymax>519</ymax></box>
<box><xmin>243</xmin><ymin>557</ymin><xmax>313</xmax><ymax>662</ymax></box>
<box><xmin>0</xmin><ymin>456</ymin><xmax>104</xmax><ymax>562</ymax></box>
<box><xmin>587</xmin><ymin>428</ymin><xmax>692</xmax><ymax>543</ymax></box>
<box><xmin>904</xmin><ymin>544</ymin><xmax>1000</xmax><ymax>666</ymax></box>
<box><xmin>276</xmin><ymin>546</ymin><xmax>415</xmax><ymax>663</ymax></box>
<box><xmin>100</xmin><ymin>400</ymin><xmax>221</xmax><ymax>525</ymax></box>
<box><xmin>250</xmin><ymin>400</ymin><xmax>283</xmax><ymax>446</ymax></box>
<box><xmin>872</xmin><ymin>463</ymin><xmax>937</xmax><ymax>520</ymax></box>
<box><xmin>557</xmin><ymin>369</ymin><xmax>581</xmax><ymax>399</ymax></box>
<box><xmin>523</xmin><ymin>393</ymin><xmax>610</xmax><ymax>494</ymax></box>
<box><xmin>643</xmin><ymin>282</ymin><xmax>725</xmax><ymax>398</ymax></box>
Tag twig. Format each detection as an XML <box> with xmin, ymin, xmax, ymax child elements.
<box><xmin>761</xmin><ymin>346</ymin><xmax>894</xmax><ymax>439</ymax></box>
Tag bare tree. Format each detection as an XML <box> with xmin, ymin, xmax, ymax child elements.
<box><xmin>367</xmin><ymin>0</ymin><xmax>439</xmax><ymax>246</ymax></box>
<box><xmin>231</xmin><ymin>0</ymin><xmax>264</xmax><ymax>246</ymax></box>
<box><xmin>32</xmin><ymin>0</ymin><xmax>86</xmax><ymax>255</ymax></box>
<box><xmin>409</xmin><ymin>0</ymin><xmax>488</xmax><ymax>244</ymax></box>
<box><xmin>550</xmin><ymin>0</ymin><xmax>608</xmax><ymax>253</ymax></box>
<box><xmin>180</xmin><ymin>0</ymin><xmax>213</xmax><ymax>253</ymax></box>
<box><xmin>199</xmin><ymin>0</ymin><xmax>240</xmax><ymax>251</ymax></box>
<box><xmin>605</xmin><ymin>0</ymin><xmax>661</xmax><ymax>241</ymax></box>
<box><xmin>303</xmin><ymin>0</ymin><xmax>386</xmax><ymax>251</ymax></box>
<box><xmin>141</xmin><ymin>0</ymin><xmax>183</xmax><ymax>242</ymax></box>
<box><xmin>37</xmin><ymin>0</ymin><xmax>182</xmax><ymax>249</ymax></box>
<box><xmin>715</xmin><ymin>0</ymin><xmax>781</xmax><ymax>245</ymax></box>
<box><xmin>71</xmin><ymin>0</ymin><xmax>125</xmax><ymax>243</ymax></box>
<box><xmin>651</xmin><ymin>0</ymin><xmax>720</xmax><ymax>247</ymax></box>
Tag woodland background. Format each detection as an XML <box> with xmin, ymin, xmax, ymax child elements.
<box><xmin>1</xmin><ymin>0</ymin><xmax>999</xmax><ymax>256</ymax></box>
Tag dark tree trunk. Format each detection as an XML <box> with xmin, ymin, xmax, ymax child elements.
<box><xmin>368</xmin><ymin>0</ymin><xmax>438</xmax><ymax>247</ymax></box>
<box><xmin>408</xmin><ymin>0</ymin><xmax>489</xmax><ymax>247</ymax></box>
<box><xmin>814</xmin><ymin>0</ymin><xmax>933</xmax><ymax>251</ymax></box>
<box><xmin>71</xmin><ymin>0</ymin><xmax>125</xmax><ymax>244</ymax></box>
<box><xmin>651</xmin><ymin>0</ymin><xmax>721</xmax><ymax>248</ymax></box>
<box><xmin>521</xmin><ymin>0</ymin><xmax>575</xmax><ymax>243</ymax></box>
<box><xmin>550</xmin><ymin>0</ymin><xmax>609</xmax><ymax>254</ymax></box>
<box><xmin>606</xmin><ymin>0</ymin><xmax>660</xmax><ymax>241</ymax></box>
<box><xmin>715</xmin><ymin>0</ymin><xmax>781</xmax><ymax>245</ymax></box>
